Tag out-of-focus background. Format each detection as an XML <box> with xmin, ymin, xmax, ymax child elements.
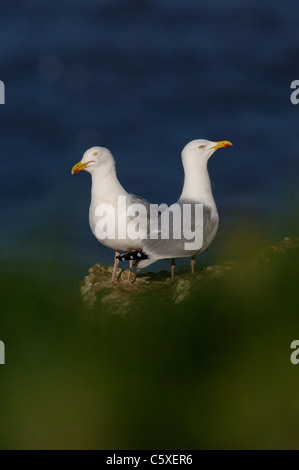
<box><xmin>0</xmin><ymin>0</ymin><xmax>298</xmax><ymax>450</ymax></box>
<box><xmin>1</xmin><ymin>0</ymin><xmax>298</xmax><ymax>268</ymax></box>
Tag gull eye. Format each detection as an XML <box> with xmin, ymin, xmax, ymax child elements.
<box><xmin>198</xmin><ymin>145</ymin><xmax>205</xmax><ymax>149</ymax></box>
<box><xmin>93</xmin><ymin>152</ymin><xmax>98</xmax><ymax>156</ymax></box>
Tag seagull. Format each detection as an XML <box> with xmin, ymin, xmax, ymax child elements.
<box><xmin>117</xmin><ymin>139</ymin><xmax>232</xmax><ymax>278</ymax></box>
<box><xmin>72</xmin><ymin>146</ymin><xmax>153</xmax><ymax>288</ymax></box>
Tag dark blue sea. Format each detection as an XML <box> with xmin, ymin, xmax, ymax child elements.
<box><xmin>0</xmin><ymin>0</ymin><xmax>298</xmax><ymax>270</ymax></box>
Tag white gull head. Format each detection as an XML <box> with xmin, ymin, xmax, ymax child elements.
<box><xmin>71</xmin><ymin>146</ymin><xmax>115</xmax><ymax>176</ymax></box>
<box><xmin>181</xmin><ymin>139</ymin><xmax>232</xmax><ymax>166</ymax></box>
<box><xmin>179</xmin><ymin>139</ymin><xmax>232</xmax><ymax>203</ymax></box>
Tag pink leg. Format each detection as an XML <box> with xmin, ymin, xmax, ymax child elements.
<box><xmin>127</xmin><ymin>259</ymin><xmax>133</xmax><ymax>282</ymax></box>
<box><xmin>171</xmin><ymin>259</ymin><xmax>176</xmax><ymax>280</ymax></box>
<box><xmin>191</xmin><ymin>256</ymin><xmax>195</xmax><ymax>274</ymax></box>
<box><xmin>95</xmin><ymin>251</ymin><xmax>137</xmax><ymax>291</ymax></box>
<box><xmin>111</xmin><ymin>251</ymin><xmax>120</xmax><ymax>282</ymax></box>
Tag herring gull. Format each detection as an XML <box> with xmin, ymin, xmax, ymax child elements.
<box><xmin>117</xmin><ymin>139</ymin><xmax>232</xmax><ymax>278</ymax></box>
<box><xmin>72</xmin><ymin>146</ymin><xmax>154</xmax><ymax>288</ymax></box>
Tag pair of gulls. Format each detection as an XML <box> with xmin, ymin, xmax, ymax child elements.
<box><xmin>72</xmin><ymin>139</ymin><xmax>232</xmax><ymax>288</ymax></box>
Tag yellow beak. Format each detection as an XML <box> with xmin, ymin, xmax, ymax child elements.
<box><xmin>71</xmin><ymin>161</ymin><xmax>91</xmax><ymax>175</ymax></box>
<box><xmin>210</xmin><ymin>140</ymin><xmax>233</xmax><ymax>150</ymax></box>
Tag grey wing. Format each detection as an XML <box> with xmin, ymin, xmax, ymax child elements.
<box><xmin>142</xmin><ymin>202</ymin><xmax>217</xmax><ymax>260</ymax></box>
<box><xmin>128</xmin><ymin>194</ymin><xmax>167</xmax><ymax>238</ymax></box>
<box><xmin>129</xmin><ymin>194</ymin><xmax>149</xmax><ymax>207</ymax></box>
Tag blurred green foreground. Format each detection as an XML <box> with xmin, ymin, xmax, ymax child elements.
<box><xmin>0</xmin><ymin>231</ymin><xmax>298</xmax><ymax>450</ymax></box>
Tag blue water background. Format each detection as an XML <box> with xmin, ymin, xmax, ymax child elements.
<box><xmin>0</xmin><ymin>0</ymin><xmax>298</xmax><ymax>270</ymax></box>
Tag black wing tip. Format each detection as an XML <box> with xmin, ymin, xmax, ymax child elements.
<box><xmin>117</xmin><ymin>249</ymin><xmax>150</xmax><ymax>262</ymax></box>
